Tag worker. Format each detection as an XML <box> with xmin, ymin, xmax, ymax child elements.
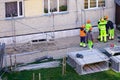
<box><xmin>80</xmin><ymin>25</ymin><xmax>86</xmax><ymax>47</ymax></box>
<box><xmin>99</xmin><ymin>18</ymin><xmax>107</xmax><ymax>42</ymax></box>
<box><xmin>85</xmin><ymin>19</ymin><xmax>93</xmax><ymax>44</ymax></box>
<box><xmin>85</xmin><ymin>19</ymin><xmax>92</xmax><ymax>32</ymax></box>
<box><xmin>86</xmin><ymin>27</ymin><xmax>94</xmax><ymax>49</ymax></box>
<box><xmin>104</xmin><ymin>15</ymin><xmax>114</xmax><ymax>40</ymax></box>
<box><xmin>104</xmin><ymin>15</ymin><xmax>109</xmax><ymax>38</ymax></box>
<box><xmin>97</xmin><ymin>18</ymin><xmax>101</xmax><ymax>40</ymax></box>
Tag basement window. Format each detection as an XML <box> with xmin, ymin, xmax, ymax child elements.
<box><xmin>5</xmin><ymin>1</ymin><xmax>23</xmax><ymax>18</ymax></box>
<box><xmin>44</xmin><ymin>0</ymin><xmax>68</xmax><ymax>13</ymax></box>
<box><xmin>84</xmin><ymin>0</ymin><xmax>105</xmax><ymax>9</ymax></box>
<box><xmin>98</xmin><ymin>0</ymin><xmax>105</xmax><ymax>7</ymax></box>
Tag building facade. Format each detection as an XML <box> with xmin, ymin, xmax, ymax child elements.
<box><xmin>115</xmin><ymin>0</ymin><xmax>120</xmax><ymax>26</ymax></box>
<box><xmin>0</xmin><ymin>0</ymin><xmax>115</xmax><ymax>44</ymax></box>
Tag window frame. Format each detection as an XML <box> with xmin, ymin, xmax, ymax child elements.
<box><xmin>5</xmin><ymin>0</ymin><xmax>24</xmax><ymax>19</ymax></box>
<box><xmin>43</xmin><ymin>0</ymin><xmax>68</xmax><ymax>14</ymax></box>
<box><xmin>84</xmin><ymin>0</ymin><xmax>105</xmax><ymax>9</ymax></box>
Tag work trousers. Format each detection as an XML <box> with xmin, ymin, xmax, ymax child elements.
<box><xmin>100</xmin><ymin>30</ymin><xmax>107</xmax><ymax>42</ymax></box>
<box><xmin>109</xmin><ymin>29</ymin><xmax>114</xmax><ymax>39</ymax></box>
<box><xmin>88</xmin><ymin>40</ymin><xmax>93</xmax><ymax>49</ymax></box>
<box><xmin>80</xmin><ymin>37</ymin><xmax>86</xmax><ymax>47</ymax></box>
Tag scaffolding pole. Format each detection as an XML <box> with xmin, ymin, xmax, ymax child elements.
<box><xmin>0</xmin><ymin>43</ymin><xmax>7</xmax><ymax>80</ymax></box>
<box><xmin>11</xmin><ymin>16</ymin><xmax>16</xmax><ymax>50</ymax></box>
<box><xmin>51</xmin><ymin>12</ymin><xmax>55</xmax><ymax>40</ymax></box>
<box><xmin>75</xmin><ymin>0</ymin><xmax>79</xmax><ymax>27</ymax></box>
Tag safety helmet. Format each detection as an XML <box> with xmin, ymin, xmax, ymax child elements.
<box><xmin>87</xmin><ymin>19</ymin><xmax>91</xmax><ymax>23</ymax></box>
<box><xmin>104</xmin><ymin>15</ymin><xmax>108</xmax><ymax>20</ymax></box>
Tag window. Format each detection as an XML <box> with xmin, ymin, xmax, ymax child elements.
<box><xmin>44</xmin><ymin>0</ymin><xmax>68</xmax><ymax>13</ymax></box>
<box><xmin>98</xmin><ymin>0</ymin><xmax>105</xmax><ymax>7</ymax></box>
<box><xmin>84</xmin><ymin>0</ymin><xmax>105</xmax><ymax>9</ymax></box>
<box><xmin>5</xmin><ymin>1</ymin><xmax>23</xmax><ymax>18</ymax></box>
<box><xmin>90</xmin><ymin>0</ymin><xmax>96</xmax><ymax>8</ymax></box>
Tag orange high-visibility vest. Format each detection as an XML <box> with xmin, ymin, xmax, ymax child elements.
<box><xmin>80</xmin><ymin>30</ymin><xmax>86</xmax><ymax>37</ymax></box>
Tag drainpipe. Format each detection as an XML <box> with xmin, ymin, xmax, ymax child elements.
<box><xmin>51</xmin><ymin>12</ymin><xmax>55</xmax><ymax>40</ymax></box>
<box><xmin>75</xmin><ymin>0</ymin><xmax>79</xmax><ymax>27</ymax></box>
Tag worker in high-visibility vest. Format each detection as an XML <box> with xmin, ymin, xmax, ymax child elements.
<box><xmin>97</xmin><ymin>19</ymin><xmax>101</xmax><ymax>40</ymax></box>
<box><xmin>85</xmin><ymin>19</ymin><xmax>93</xmax><ymax>45</ymax></box>
<box><xmin>104</xmin><ymin>16</ymin><xmax>114</xmax><ymax>40</ymax></box>
<box><xmin>99</xmin><ymin>18</ymin><xmax>107</xmax><ymax>42</ymax></box>
<box><xmin>86</xmin><ymin>27</ymin><xmax>93</xmax><ymax>49</ymax></box>
<box><xmin>85</xmin><ymin>19</ymin><xmax>92</xmax><ymax>32</ymax></box>
<box><xmin>80</xmin><ymin>25</ymin><xmax>86</xmax><ymax>47</ymax></box>
<box><xmin>104</xmin><ymin>16</ymin><xmax>109</xmax><ymax>38</ymax></box>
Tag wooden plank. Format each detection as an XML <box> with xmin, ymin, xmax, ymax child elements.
<box><xmin>98</xmin><ymin>62</ymin><xmax>105</xmax><ymax>69</ymax></box>
<box><xmin>90</xmin><ymin>64</ymin><xmax>99</xmax><ymax>72</ymax></box>
<box><xmin>83</xmin><ymin>65</ymin><xmax>93</xmax><ymax>73</ymax></box>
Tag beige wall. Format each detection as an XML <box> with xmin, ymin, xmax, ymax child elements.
<box><xmin>0</xmin><ymin>0</ymin><xmax>115</xmax><ymax>38</ymax></box>
<box><xmin>0</xmin><ymin>3</ymin><xmax>5</xmax><ymax>19</ymax></box>
<box><xmin>78</xmin><ymin>0</ymin><xmax>115</xmax><ymax>25</ymax></box>
<box><xmin>25</xmin><ymin>0</ymin><xmax>43</xmax><ymax>17</ymax></box>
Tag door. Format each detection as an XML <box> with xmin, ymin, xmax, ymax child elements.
<box><xmin>116</xmin><ymin>4</ymin><xmax>120</xmax><ymax>25</ymax></box>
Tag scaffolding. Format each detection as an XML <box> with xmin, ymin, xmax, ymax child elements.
<box><xmin>0</xmin><ymin>0</ymin><xmax>114</xmax><ymax>54</ymax></box>
<box><xmin>0</xmin><ymin>43</ymin><xmax>7</xmax><ymax>80</ymax></box>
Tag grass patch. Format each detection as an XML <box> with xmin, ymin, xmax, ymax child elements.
<box><xmin>2</xmin><ymin>63</ymin><xmax>120</xmax><ymax>80</ymax></box>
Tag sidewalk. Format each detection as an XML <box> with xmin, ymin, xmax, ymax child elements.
<box><xmin>4</xmin><ymin>29</ymin><xmax>120</xmax><ymax>66</ymax></box>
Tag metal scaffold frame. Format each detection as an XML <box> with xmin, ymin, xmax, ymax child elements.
<box><xmin>11</xmin><ymin>15</ymin><xmax>16</xmax><ymax>50</ymax></box>
<box><xmin>0</xmin><ymin>0</ymin><xmax>114</xmax><ymax>53</ymax></box>
<box><xmin>0</xmin><ymin>43</ymin><xmax>7</xmax><ymax>80</ymax></box>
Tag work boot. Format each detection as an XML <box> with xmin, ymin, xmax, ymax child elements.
<box><xmin>80</xmin><ymin>42</ymin><xmax>83</xmax><ymax>47</ymax></box>
<box><xmin>97</xmin><ymin>36</ymin><xmax>100</xmax><ymax>41</ymax></box>
<box><xmin>107</xmin><ymin>36</ymin><xmax>109</xmax><ymax>39</ymax></box>
<box><xmin>92</xmin><ymin>45</ymin><xmax>94</xmax><ymax>48</ymax></box>
<box><xmin>104</xmin><ymin>39</ymin><xmax>107</xmax><ymax>43</ymax></box>
<box><xmin>111</xmin><ymin>36</ymin><xmax>114</xmax><ymax>40</ymax></box>
<box><xmin>109</xmin><ymin>37</ymin><xmax>111</xmax><ymax>40</ymax></box>
<box><xmin>83</xmin><ymin>43</ymin><xmax>86</xmax><ymax>48</ymax></box>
